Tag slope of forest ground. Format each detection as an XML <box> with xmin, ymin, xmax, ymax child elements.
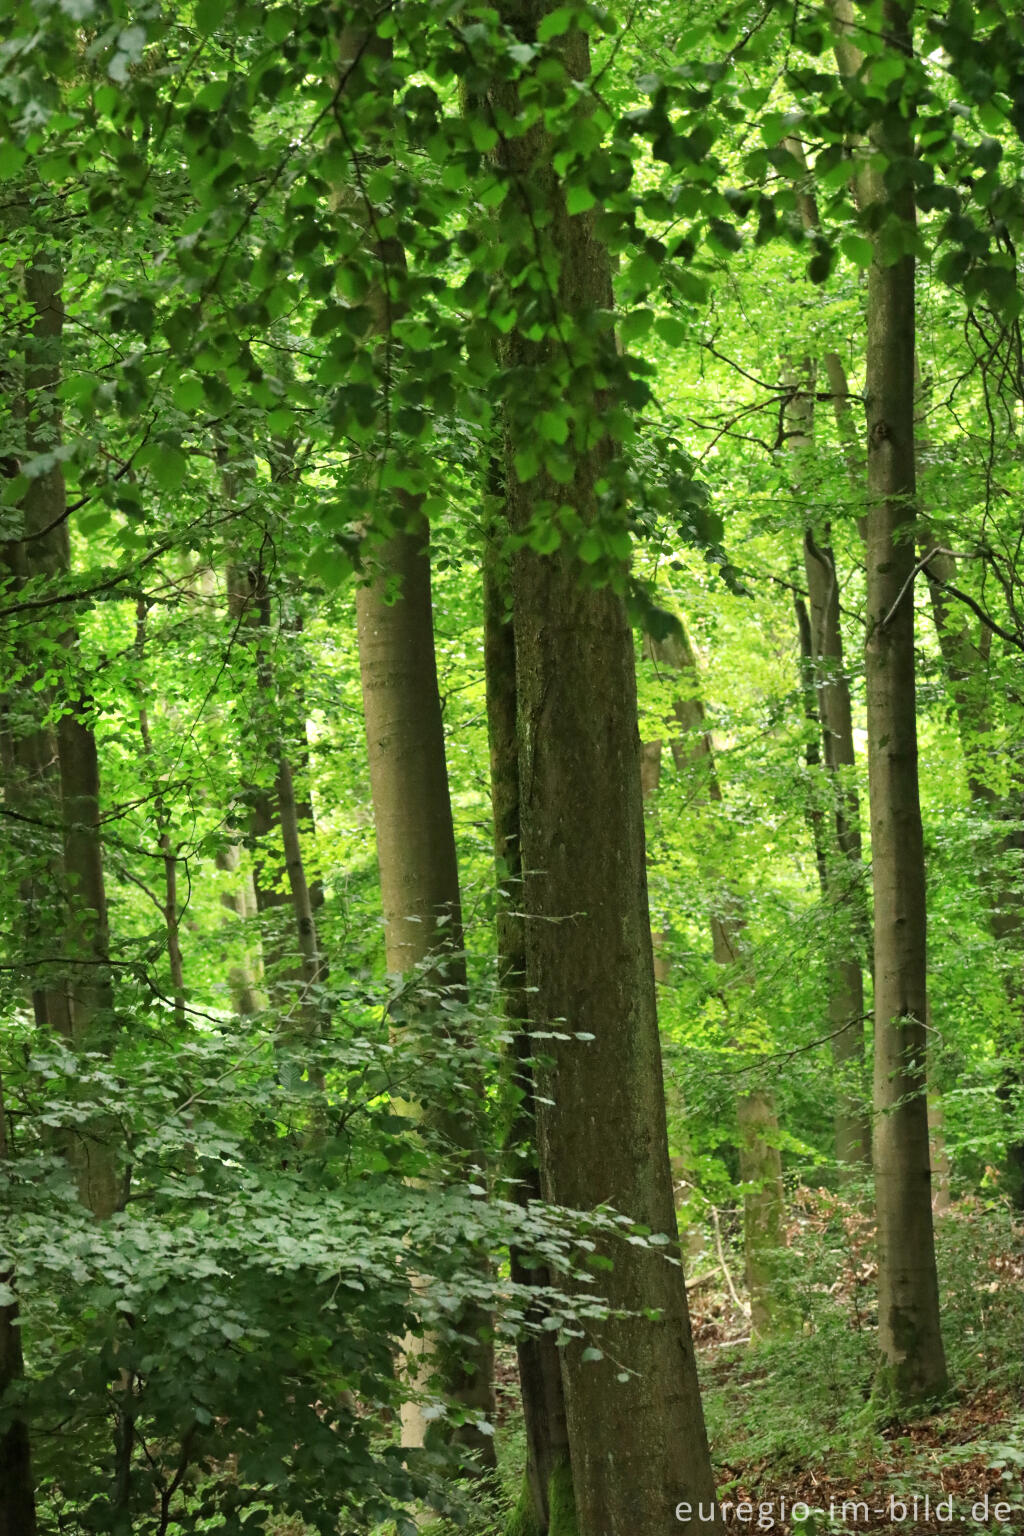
<box><xmin>423</xmin><ymin>1195</ymin><xmax>1024</xmax><ymax>1536</ymax></box>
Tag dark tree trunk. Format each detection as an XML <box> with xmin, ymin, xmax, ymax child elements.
<box><xmin>857</xmin><ymin>0</ymin><xmax>948</xmax><ymax>1403</ymax></box>
<box><xmin>484</xmin><ymin>536</ymin><xmax>571</xmax><ymax>1535</ymax></box>
<box><xmin>492</xmin><ymin>9</ymin><xmax>719</xmax><ymax>1528</ymax></box>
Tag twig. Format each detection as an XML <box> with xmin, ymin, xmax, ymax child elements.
<box><xmin>710</xmin><ymin>1205</ymin><xmax>750</xmax><ymax>1318</ymax></box>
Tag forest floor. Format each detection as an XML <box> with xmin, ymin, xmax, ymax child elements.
<box><xmin>484</xmin><ymin>1190</ymin><xmax>1024</xmax><ymax>1535</ymax></box>
<box><xmin>689</xmin><ymin>1191</ymin><xmax>1024</xmax><ymax>1535</ymax></box>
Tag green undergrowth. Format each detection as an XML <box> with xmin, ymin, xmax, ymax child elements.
<box><xmin>701</xmin><ymin>1198</ymin><xmax>1023</xmax><ymax>1482</ymax></box>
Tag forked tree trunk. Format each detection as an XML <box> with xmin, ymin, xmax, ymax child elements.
<box><xmin>484</xmin><ymin>539</ymin><xmax>572</xmax><ymax>1536</ymax></box>
<box><xmin>852</xmin><ymin>0</ymin><xmax>948</xmax><ymax>1403</ymax></box>
<box><xmin>493</xmin><ymin>10</ymin><xmax>719</xmax><ymax>1530</ymax></box>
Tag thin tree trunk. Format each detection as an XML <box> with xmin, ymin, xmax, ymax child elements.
<box><xmin>492</xmin><ymin>12</ymin><xmax>719</xmax><ymax>1528</ymax></box>
<box><xmin>784</xmin><ymin>360</ymin><xmax>871</xmax><ymax>1173</ymax></box>
<box><xmin>650</xmin><ymin>628</ymin><xmax>789</xmax><ymax>1336</ymax></box>
<box><xmin>484</xmin><ymin>538</ymin><xmax>571</xmax><ymax>1536</ymax></box>
<box><xmin>853</xmin><ymin>0</ymin><xmax>948</xmax><ymax>1402</ymax></box>
<box><xmin>0</xmin><ymin>1072</ymin><xmax>37</xmax><ymax>1536</ymax></box>
<box><xmin>921</xmin><ymin>546</ymin><xmax>1024</xmax><ymax>1205</ymax></box>
<box><xmin>134</xmin><ymin>600</ymin><xmax>186</xmax><ymax>1025</ymax></box>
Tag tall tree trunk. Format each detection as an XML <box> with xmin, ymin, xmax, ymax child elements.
<box><xmin>356</xmin><ymin>520</ymin><xmax>496</xmax><ymax>1470</ymax></box>
<box><xmin>332</xmin><ymin>18</ymin><xmax>496</xmax><ymax>1468</ymax></box>
<box><xmin>0</xmin><ymin>1073</ymin><xmax>37</xmax><ymax>1536</ymax></box>
<box><xmin>15</xmin><ymin>254</ymin><xmax>120</xmax><ymax>1219</ymax></box>
<box><xmin>853</xmin><ymin>0</ymin><xmax>948</xmax><ymax>1403</ymax></box>
<box><xmin>492</xmin><ymin>12</ymin><xmax>719</xmax><ymax>1531</ymax></box>
<box><xmin>484</xmin><ymin>538</ymin><xmax>572</xmax><ymax>1536</ymax></box>
<box><xmin>784</xmin><ymin>361</ymin><xmax>871</xmax><ymax>1174</ymax></box>
<box><xmin>134</xmin><ymin>601</ymin><xmax>185</xmax><ymax>1023</ymax></box>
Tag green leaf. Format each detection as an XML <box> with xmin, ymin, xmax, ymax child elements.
<box><xmin>172</xmin><ymin>377</ymin><xmax>205</xmax><ymax>412</ymax></box>
<box><xmin>538</xmin><ymin>410</ymin><xmax>569</xmax><ymax>444</ymax></box>
<box><xmin>148</xmin><ymin>446</ymin><xmax>188</xmax><ymax>491</ymax></box>
<box><xmin>195</xmin><ymin>0</ymin><xmax>230</xmax><ymax>32</ymax></box>
<box><xmin>566</xmin><ymin>183</ymin><xmax>596</xmax><ymax>215</ymax></box>
<box><xmin>538</xmin><ymin>7</ymin><xmax>576</xmax><ymax>42</ymax></box>
<box><xmin>514</xmin><ymin>445</ymin><xmax>540</xmax><ymax>482</ymax></box>
<box><xmin>840</xmin><ymin>233</ymin><xmax>874</xmax><ymax>268</ymax></box>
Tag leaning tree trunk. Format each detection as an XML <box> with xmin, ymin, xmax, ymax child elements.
<box><xmin>492</xmin><ymin>9</ymin><xmax>719</xmax><ymax>1531</ymax></box>
<box><xmin>484</xmin><ymin>535</ymin><xmax>573</xmax><ymax>1536</ymax></box>
<box><xmin>851</xmin><ymin>0</ymin><xmax>948</xmax><ymax>1404</ymax></box>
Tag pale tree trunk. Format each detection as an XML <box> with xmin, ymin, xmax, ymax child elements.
<box><xmin>848</xmin><ymin>0</ymin><xmax>948</xmax><ymax>1403</ymax></box>
<box><xmin>134</xmin><ymin>600</ymin><xmax>186</xmax><ymax>1025</ymax></box>
<box><xmin>334</xmin><ymin>17</ymin><xmax>496</xmax><ymax>1468</ymax></box>
<box><xmin>247</xmin><ymin>579</ymin><xmax>327</xmax><ymax>1042</ymax></box>
<box><xmin>215</xmin><ymin>840</ymin><xmax>263</xmax><ymax>1016</ymax></box>
<box><xmin>0</xmin><ymin>1073</ymin><xmax>37</xmax><ymax>1536</ymax></box>
<box><xmin>921</xmin><ymin>546</ymin><xmax>1024</xmax><ymax>1205</ymax></box>
<box><xmin>493</xmin><ymin>11</ymin><xmax>719</xmax><ymax>1531</ymax></box>
<box><xmin>637</xmin><ymin>733</ymin><xmax>696</xmax><ymax>1217</ymax></box>
<box><xmin>219</xmin><ymin>439</ymin><xmax>327</xmax><ymax>1036</ymax></box>
<box><xmin>784</xmin><ymin>361</ymin><xmax>872</xmax><ymax>1173</ymax></box>
<box><xmin>356</xmin><ymin>520</ymin><xmax>496</xmax><ymax>1470</ymax></box>
<box><xmin>484</xmin><ymin>539</ymin><xmax>571</xmax><ymax>1536</ymax></box>
<box><xmin>650</xmin><ymin>628</ymin><xmax>789</xmax><ymax>1336</ymax></box>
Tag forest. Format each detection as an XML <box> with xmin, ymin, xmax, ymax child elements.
<box><xmin>0</xmin><ymin>0</ymin><xmax>1022</xmax><ymax>1533</ymax></box>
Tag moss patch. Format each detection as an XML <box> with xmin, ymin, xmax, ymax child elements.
<box><xmin>547</xmin><ymin>1460</ymin><xmax>578</xmax><ymax>1536</ymax></box>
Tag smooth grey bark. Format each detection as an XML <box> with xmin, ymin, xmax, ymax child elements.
<box><xmin>849</xmin><ymin>0</ymin><xmax>948</xmax><ymax>1403</ymax></box>
<box><xmin>493</xmin><ymin>11</ymin><xmax>719</xmax><ymax>1530</ymax></box>
<box><xmin>356</xmin><ymin>519</ymin><xmax>497</xmax><ymax>1470</ymax></box>
<box><xmin>332</xmin><ymin>19</ymin><xmax>496</xmax><ymax>1468</ymax></box>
